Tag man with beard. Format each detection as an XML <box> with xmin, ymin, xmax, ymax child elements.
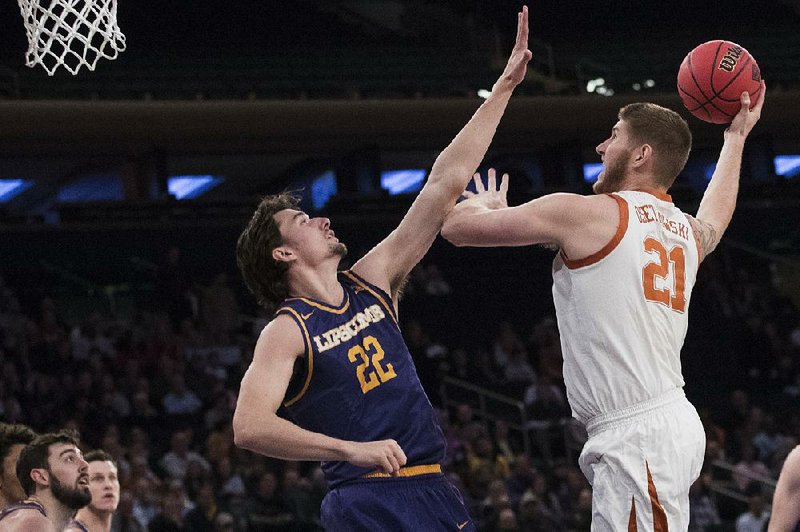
<box><xmin>65</xmin><ymin>450</ymin><xmax>120</xmax><ymax>532</ymax></box>
<box><xmin>442</xmin><ymin>87</ymin><xmax>766</xmax><ymax>530</ymax></box>
<box><xmin>0</xmin><ymin>424</ymin><xmax>36</xmax><ymax>511</ymax></box>
<box><xmin>232</xmin><ymin>7</ymin><xmax>532</xmax><ymax>530</ymax></box>
<box><xmin>0</xmin><ymin>430</ymin><xmax>90</xmax><ymax>531</ymax></box>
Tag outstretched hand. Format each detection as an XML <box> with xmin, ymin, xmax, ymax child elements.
<box><xmin>726</xmin><ymin>80</ymin><xmax>766</xmax><ymax>138</ymax></box>
<box><xmin>496</xmin><ymin>6</ymin><xmax>533</xmax><ymax>89</ymax></box>
<box><xmin>458</xmin><ymin>168</ymin><xmax>509</xmax><ymax>211</ymax></box>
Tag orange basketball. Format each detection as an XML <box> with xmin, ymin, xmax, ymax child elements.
<box><xmin>677</xmin><ymin>40</ymin><xmax>761</xmax><ymax>124</ymax></box>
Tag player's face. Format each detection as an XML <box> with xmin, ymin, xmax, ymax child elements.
<box><xmin>274</xmin><ymin>209</ymin><xmax>348</xmax><ymax>265</ymax></box>
<box><xmin>46</xmin><ymin>443</ymin><xmax>91</xmax><ymax>509</ymax></box>
<box><xmin>1</xmin><ymin>444</ymin><xmax>28</xmax><ymax>502</ymax></box>
<box><xmin>86</xmin><ymin>460</ymin><xmax>119</xmax><ymax>513</ymax></box>
<box><xmin>594</xmin><ymin>120</ymin><xmax>634</xmax><ymax>194</ymax></box>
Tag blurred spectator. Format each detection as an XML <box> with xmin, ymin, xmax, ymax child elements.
<box><xmin>200</xmin><ymin>273</ymin><xmax>239</xmax><ymax>343</ymax></box>
<box><xmin>246</xmin><ymin>470</ymin><xmax>294</xmax><ymax>530</ymax></box>
<box><xmin>213</xmin><ymin>512</ymin><xmax>235</xmax><ymax>532</ymax></box>
<box><xmin>148</xmin><ymin>480</ymin><xmax>188</xmax><ymax>532</ymax></box>
<box><xmin>184</xmin><ymin>481</ymin><xmax>218</xmax><ymax>532</ymax></box>
<box><xmin>162</xmin><ymin>374</ymin><xmax>202</xmax><ymax>417</ymax></box>
<box><xmin>734</xmin><ymin>483</ymin><xmax>769</xmax><ymax>532</ymax></box>
<box><xmin>493</xmin><ymin>322</ymin><xmax>525</xmax><ymax>369</ymax></box>
<box><xmin>111</xmin><ymin>489</ymin><xmax>145</xmax><ymax>532</ymax></box>
<box><xmin>131</xmin><ymin>477</ymin><xmax>160</xmax><ymax>529</ymax></box>
<box><xmin>688</xmin><ymin>473</ymin><xmax>721</xmax><ymax>532</ymax></box>
<box><xmin>160</xmin><ymin>429</ymin><xmax>211</xmax><ymax>481</ymax></box>
<box><xmin>733</xmin><ymin>442</ymin><xmax>771</xmax><ymax>491</ymax></box>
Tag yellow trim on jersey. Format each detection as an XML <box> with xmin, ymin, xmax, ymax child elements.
<box><xmin>279</xmin><ymin>307</ymin><xmax>314</xmax><ymax>407</ymax></box>
<box><xmin>361</xmin><ymin>464</ymin><xmax>442</xmax><ymax>479</ymax></box>
<box><xmin>341</xmin><ymin>271</ymin><xmax>398</xmax><ymax>325</ymax></box>
<box><xmin>285</xmin><ymin>292</ymin><xmax>350</xmax><ymax>314</ymax></box>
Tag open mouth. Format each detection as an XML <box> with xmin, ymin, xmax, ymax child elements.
<box><xmin>78</xmin><ymin>478</ymin><xmax>89</xmax><ymax>487</ymax></box>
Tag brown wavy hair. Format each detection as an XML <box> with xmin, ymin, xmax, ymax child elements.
<box><xmin>619</xmin><ymin>103</ymin><xmax>692</xmax><ymax>188</ymax></box>
<box><xmin>236</xmin><ymin>193</ymin><xmax>301</xmax><ymax>309</ymax></box>
<box><xmin>16</xmin><ymin>429</ymin><xmax>81</xmax><ymax>497</ymax></box>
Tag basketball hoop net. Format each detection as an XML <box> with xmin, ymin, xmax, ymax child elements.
<box><xmin>17</xmin><ymin>0</ymin><xmax>126</xmax><ymax>76</ymax></box>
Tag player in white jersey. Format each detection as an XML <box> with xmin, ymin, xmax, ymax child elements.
<box><xmin>442</xmin><ymin>84</ymin><xmax>766</xmax><ymax>531</ymax></box>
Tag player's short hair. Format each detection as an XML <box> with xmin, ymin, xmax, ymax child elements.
<box><xmin>0</xmin><ymin>423</ymin><xmax>36</xmax><ymax>464</ymax></box>
<box><xmin>84</xmin><ymin>449</ymin><xmax>116</xmax><ymax>468</ymax></box>
<box><xmin>16</xmin><ymin>429</ymin><xmax>81</xmax><ymax>496</ymax></box>
<box><xmin>619</xmin><ymin>103</ymin><xmax>692</xmax><ymax>188</ymax></box>
<box><xmin>236</xmin><ymin>192</ymin><xmax>301</xmax><ymax>309</ymax></box>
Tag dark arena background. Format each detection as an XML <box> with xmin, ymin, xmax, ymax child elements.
<box><xmin>1</xmin><ymin>1</ymin><xmax>799</xmax><ymax>530</ymax></box>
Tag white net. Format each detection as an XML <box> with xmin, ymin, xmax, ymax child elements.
<box><xmin>17</xmin><ymin>0</ymin><xmax>126</xmax><ymax>76</ymax></box>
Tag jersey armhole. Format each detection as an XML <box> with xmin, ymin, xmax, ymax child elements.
<box><xmin>561</xmin><ymin>193</ymin><xmax>629</xmax><ymax>269</ymax></box>
<box><xmin>275</xmin><ymin>307</ymin><xmax>314</xmax><ymax>407</ymax></box>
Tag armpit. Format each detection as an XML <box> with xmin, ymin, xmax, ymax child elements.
<box><xmin>686</xmin><ymin>215</ymin><xmax>720</xmax><ymax>261</ymax></box>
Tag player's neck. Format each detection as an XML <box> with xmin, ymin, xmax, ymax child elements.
<box><xmin>619</xmin><ymin>174</ymin><xmax>666</xmax><ymax>196</ymax></box>
<box><xmin>0</xmin><ymin>491</ymin><xmax>12</xmax><ymax>510</ymax></box>
<box><xmin>75</xmin><ymin>506</ymin><xmax>113</xmax><ymax>531</ymax></box>
<box><xmin>288</xmin><ymin>262</ymin><xmax>344</xmax><ymax>306</ymax></box>
<box><xmin>31</xmin><ymin>492</ymin><xmax>74</xmax><ymax>531</ymax></box>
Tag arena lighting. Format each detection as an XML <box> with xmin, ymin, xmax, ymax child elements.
<box><xmin>774</xmin><ymin>155</ymin><xmax>800</xmax><ymax>178</ymax></box>
<box><xmin>0</xmin><ymin>179</ymin><xmax>33</xmax><ymax>202</ymax></box>
<box><xmin>167</xmin><ymin>175</ymin><xmax>223</xmax><ymax>199</ymax></box>
<box><xmin>583</xmin><ymin>163</ymin><xmax>604</xmax><ymax>183</ymax></box>
<box><xmin>586</xmin><ymin>77</ymin><xmax>605</xmax><ymax>93</ymax></box>
<box><xmin>58</xmin><ymin>175</ymin><xmax>123</xmax><ymax>202</ymax></box>
<box><xmin>477</xmin><ymin>89</ymin><xmax>492</xmax><ymax>99</ymax></box>
<box><xmin>381</xmin><ymin>169</ymin><xmax>426</xmax><ymax>195</ymax></box>
<box><xmin>311</xmin><ymin>170</ymin><xmax>337</xmax><ymax>210</ymax></box>
<box><xmin>705</xmin><ymin>163</ymin><xmax>717</xmax><ymax>181</ymax></box>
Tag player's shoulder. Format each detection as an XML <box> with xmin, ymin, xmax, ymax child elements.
<box><xmin>785</xmin><ymin>445</ymin><xmax>800</xmax><ymax>469</ymax></box>
<box><xmin>254</xmin><ymin>313</ymin><xmax>305</xmax><ymax>358</ymax></box>
<box><xmin>0</xmin><ymin>510</ymin><xmax>54</xmax><ymax>531</ymax></box>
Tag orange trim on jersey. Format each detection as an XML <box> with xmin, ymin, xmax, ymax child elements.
<box><xmin>628</xmin><ymin>496</ymin><xmax>637</xmax><ymax>531</ymax></box>
<box><xmin>341</xmin><ymin>271</ymin><xmax>398</xmax><ymax>325</ymax></box>
<box><xmin>562</xmin><ymin>193</ymin><xmax>629</xmax><ymax>269</ymax></box>
<box><xmin>632</xmin><ymin>188</ymin><xmax>672</xmax><ymax>203</ymax></box>
<box><xmin>647</xmin><ymin>462</ymin><xmax>669</xmax><ymax>531</ymax></box>
<box><xmin>278</xmin><ymin>307</ymin><xmax>314</xmax><ymax>407</ymax></box>
<box><xmin>285</xmin><ymin>292</ymin><xmax>350</xmax><ymax>314</ymax></box>
<box><xmin>362</xmin><ymin>464</ymin><xmax>442</xmax><ymax>479</ymax></box>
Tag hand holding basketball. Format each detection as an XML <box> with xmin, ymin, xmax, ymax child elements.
<box><xmin>677</xmin><ymin>40</ymin><xmax>762</xmax><ymax>124</ymax></box>
<box><xmin>726</xmin><ymin>80</ymin><xmax>766</xmax><ymax>139</ymax></box>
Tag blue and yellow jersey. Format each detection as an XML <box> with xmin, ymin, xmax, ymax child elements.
<box><xmin>277</xmin><ymin>270</ymin><xmax>446</xmax><ymax>488</ymax></box>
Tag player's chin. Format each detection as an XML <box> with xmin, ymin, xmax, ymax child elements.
<box><xmin>331</xmin><ymin>242</ymin><xmax>348</xmax><ymax>258</ymax></box>
<box><xmin>592</xmin><ymin>176</ymin><xmax>605</xmax><ymax>194</ymax></box>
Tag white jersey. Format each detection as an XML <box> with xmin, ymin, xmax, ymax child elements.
<box><xmin>552</xmin><ymin>190</ymin><xmax>700</xmax><ymax>424</ymax></box>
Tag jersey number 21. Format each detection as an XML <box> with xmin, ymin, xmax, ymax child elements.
<box><xmin>642</xmin><ymin>237</ymin><xmax>686</xmax><ymax>313</ymax></box>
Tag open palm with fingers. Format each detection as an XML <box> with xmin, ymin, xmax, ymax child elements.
<box><xmin>459</xmin><ymin>168</ymin><xmax>509</xmax><ymax>211</ymax></box>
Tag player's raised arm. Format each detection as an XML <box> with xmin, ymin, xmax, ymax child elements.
<box><xmin>351</xmin><ymin>6</ymin><xmax>532</xmax><ymax>298</ymax></box>
<box><xmin>232</xmin><ymin>316</ymin><xmax>407</xmax><ymax>473</ymax></box>
<box><xmin>687</xmin><ymin>81</ymin><xmax>765</xmax><ymax>262</ymax></box>
<box><xmin>441</xmin><ymin>170</ymin><xmax>616</xmax><ymax>254</ymax></box>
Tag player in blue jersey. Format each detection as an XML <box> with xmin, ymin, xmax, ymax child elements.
<box><xmin>65</xmin><ymin>450</ymin><xmax>120</xmax><ymax>532</ymax></box>
<box><xmin>0</xmin><ymin>430</ymin><xmax>90</xmax><ymax>532</ymax></box>
<box><xmin>233</xmin><ymin>6</ymin><xmax>532</xmax><ymax>531</ymax></box>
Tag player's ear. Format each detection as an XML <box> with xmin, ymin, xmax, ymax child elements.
<box><xmin>30</xmin><ymin>467</ymin><xmax>49</xmax><ymax>487</ymax></box>
<box><xmin>272</xmin><ymin>247</ymin><xmax>295</xmax><ymax>264</ymax></box>
<box><xmin>632</xmin><ymin>143</ymin><xmax>652</xmax><ymax>168</ymax></box>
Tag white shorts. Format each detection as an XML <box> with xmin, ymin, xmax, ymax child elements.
<box><xmin>578</xmin><ymin>388</ymin><xmax>705</xmax><ymax>532</ymax></box>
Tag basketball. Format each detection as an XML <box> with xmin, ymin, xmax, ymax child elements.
<box><xmin>677</xmin><ymin>40</ymin><xmax>762</xmax><ymax>124</ymax></box>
